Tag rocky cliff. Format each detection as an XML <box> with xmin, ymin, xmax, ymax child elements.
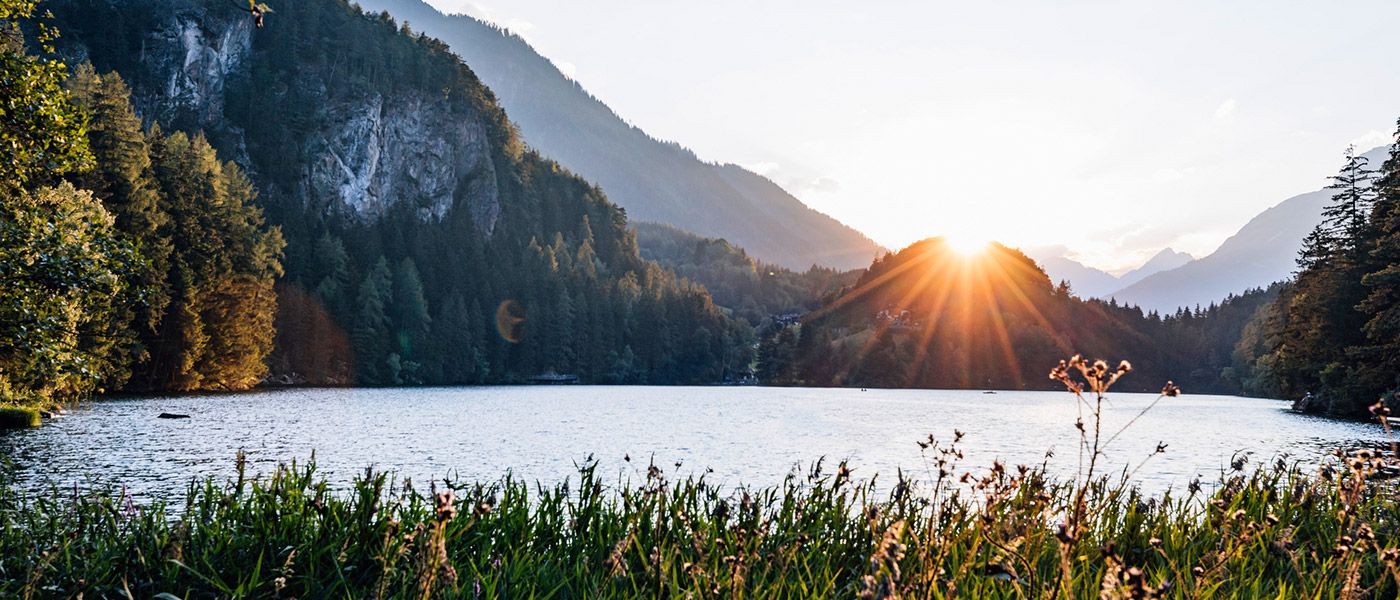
<box><xmin>51</xmin><ymin>0</ymin><xmax>502</xmax><ymax>234</ymax></box>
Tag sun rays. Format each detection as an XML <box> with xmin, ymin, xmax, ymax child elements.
<box><xmin>811</xmin><ymin>237</ymin><xmax>1064</xmax><ymax>388</ymax></box>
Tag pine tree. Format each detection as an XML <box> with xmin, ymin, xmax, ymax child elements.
<box><xmin>1253</xmin><ymin>145</ymin><xmax>1385</xmax><ymax>413</ymax></box>
<box><xmin>1357</xmin><ymin>120</ymin><xmax>1400</xmax><ymax>398</ymax></box>
<box><xmin>352</xmin><ymin>257</ymin><xmax>393</xmax><ymax>384</ymax></box>
<box><xmin>66</xmin><ymin>65</ymin><xmax>172</xmax><ymax>383</ymax></box>
<box><xmin>390</xmin><ymin>257</ymin><xmax>430</xmax><ymax>383</ymax></box>
<box><xmin>141</xmin><ymin>131</ymin><xmax>284</xmax><ymax>391</ymax></box>
<box><xmin>1320</xmin><ymin>146</ymin><xmax>1379</xmax><ymax>262</ymax></box>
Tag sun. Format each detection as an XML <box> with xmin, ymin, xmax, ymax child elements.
<box><xmin>943</xmin><ymin>232</ymin><xmax>993</xmax><ymax>257</ymax></box>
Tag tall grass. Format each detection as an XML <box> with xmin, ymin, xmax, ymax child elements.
<box><xmin>0</xmin><ymin>357</ymin><xmax>1396</xmax><ymax>598</ymax></box>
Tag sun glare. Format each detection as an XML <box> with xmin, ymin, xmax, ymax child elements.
<box><xmin>943</xmin><ymin>232</ymin><xmax>992</xmax><ymax>257</ymax></box>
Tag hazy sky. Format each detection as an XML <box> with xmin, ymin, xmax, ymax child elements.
<box><xmin>425</xmin><ymin>0</ymin><xmax>1399</xmax><ymax>271</ymax></box>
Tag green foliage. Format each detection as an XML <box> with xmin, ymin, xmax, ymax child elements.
<box><xmin>0</xmin><ymin>0</ymin><xmax>91</xmax><ymax>191</ymax></box>
<box><xmin>131</xmin><ymin>130</ymin><xmax>284</xmax><ymax>392</ymax></box>
<box><xmin>0</xmin><ymin>1</ymin><xmax>144</xmax><ymax>408</ymax></box>
<box><xmin>0</xmin><ymin>183</ymin><xmax>140</xmax><ymax>405</ymax></box>
<box><xmin>0</xmin><ymin>406</ymin><xmax>40</xmax><ymax>428</ymax></box>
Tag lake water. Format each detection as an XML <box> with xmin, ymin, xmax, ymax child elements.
<box><xmin>0</xmin><ymin>386</ymin><xmax>1388</xmax><ymax>501</ymax></box>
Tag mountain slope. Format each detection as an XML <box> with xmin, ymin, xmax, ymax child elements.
<box><xmin>1116</xmin><ymin>248</ymin><xmax>1193</xmax><ymax>289</ymax></box>
<box><xmin>1110</xmin><ymin>146</ymin><xmax>1389</xmax><ymax>313</ymax></box>
<box><xmin>355</xmin><ymin>0</ymin><xmax>885</xmax><ymax>270</ymax></box>
<box><xmin>1037</xmin><ymin>256</ymin><xmax>1121</xmax><ymax>298</ymax></box>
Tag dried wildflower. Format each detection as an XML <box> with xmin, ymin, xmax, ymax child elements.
<box><xmin>981</xmin><ymin>562</ymin><xmax>1020</xmax><ymax>583</ymax></box>
<box><xmin>858</xmin><ymin>520</ymin><xmax>906</xmax><ymax>600</ymax></box>
<box><xmin>605</xmin><ymin>534</ymin><xmax>632</xmax><ymax>577</ymax></box>
<box><xmin>1370</xmin><ymin>399</ymin><xmax>1391</xmax><ymax>417</ymax></box>
<box><xmin>1054</xmin><ymin>522</ymin><xmax>1075</xmax><ymax>545</ymax></box>
<box><xmin>434</xmin><ymin>489</ymin><xmax>457</xmax><ymax>522</ymax></box>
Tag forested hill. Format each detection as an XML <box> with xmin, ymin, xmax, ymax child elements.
<box><xmin>352</xmin><ymin>0</ymin><xmax>886</xmax><ymax>271</ymax></box>
<box><xmin>44</xmin><ymin>0</ymin><xmax>753</xmax><ymax>386</ymax></box>
<box><xmin>634</xmin><ymin>222</ymin><xmax>861</xmax><ymax>326</ymax></box>
<box><xmin>757</xmin><ymin>239</ymin><xmax>1279</xmax><ymax>394</ymax></box>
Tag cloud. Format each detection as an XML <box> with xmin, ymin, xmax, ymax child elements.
<box><xmin>1151</xmin><ymin>166</ymin><xmax>1198</xmax><ymax>184</ymax></box>
<box><xmin>1213</xmin><ymin>98</ymin><xmax>1237</xmax><ymax>120</ymax></box>
<box><xmin>554</xmin><ymin>60</ymin><xmax>577</xmax><ymax>80</ymax></box>
<box><xmin>740</xmin><ymin>161</ymin><xmax>782</xmax><ymax>177</ymax></box>
<box><xmin>1350</xmin><ymin>129</ymin><xmax>1393</xmax><ymax>151</ymax></box>
<box><xmin>428</xmin><ymin>1</ymin><xmax>536</xmax><ymax>41</ymax></box>
<box><xmin>791</xmin><ymin>176</ymin><xmax>841</xmax><ymax>194</ymax></box>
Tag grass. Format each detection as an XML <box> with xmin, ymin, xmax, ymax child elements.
<box><xmin>0</xmin><ymin>357</ymin><xmax>1396</xmax><ymax>598</ymax></box>
<box><xmin>0</xmin><ymin>406</ymin><xmax>41</xmax><ymax>429</ymax></box>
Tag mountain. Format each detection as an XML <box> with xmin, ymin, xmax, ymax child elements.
<box><xmin>47</xmin><ymin>0</ymin><xmax>753</xmax><ymax>385</ymax></box>
<box><xmin>1025</xmin><ymin>247</ymin><xmax>1195</xmax><ymax>299</ymax></box>
<box><xmin>1023</xmin><ymin>249</ymin><xmax>1122</xmax><ymax>298</ymax></box>
<box><xmin>1115</xmin><ymin>248</ymin><xmax>1194</xmax><ymax>289</ymax></box>
<box><xmin>1109</xmin><ymin>146</ymin><xmax>1389</xmax><ymax>314</ymax></box>
<box><xmin>353</xmin><ymin>0</ymin><xmax>885</xmax><ymax>270</ymax></box>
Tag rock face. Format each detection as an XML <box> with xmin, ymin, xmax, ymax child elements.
<box><xmin>161</xmin><ymin>15</ymin><xmax>250</xmax><ymax>125</ymax></box>
<box><xmin>56</xmin><ymin>0</ymin><xmax>501</xmax><ymax>234</ymax></box>
<box><xmin>307</xmin><ymin>93</ymin><xmax>500</xmax><ymax>228</ymax></box>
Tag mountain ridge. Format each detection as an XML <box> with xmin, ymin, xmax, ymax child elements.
<box><xmin>355</xmin><ymin>0</ymin><xmax>886</xmax><ymax>270</ymax></box>
<box><xmin>1109</xmin><ymin>145</ymin><xmax>1390</xmax><ymax>313</ymax></box>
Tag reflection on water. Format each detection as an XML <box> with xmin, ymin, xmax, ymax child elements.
<box><xmin>0</xmin><ymin>386</ymin><xmax>1386</xmax><ymax>500</ymax></box>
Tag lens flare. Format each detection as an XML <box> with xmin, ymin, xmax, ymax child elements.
<box><xmin>495</xmin><ymin>300</ymin><xmax>526</xmax><ymax>343</ymax></box>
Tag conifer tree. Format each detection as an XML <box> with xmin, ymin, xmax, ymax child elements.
<box><xmin>1356</xmin><ymin>120</ymin><xmax>1400</xmax><ymax>397</ymax></box>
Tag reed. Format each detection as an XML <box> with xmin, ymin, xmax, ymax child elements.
<box><xmin>0</xmin><ymin>357</ymin><xmax>1396</xmax><ymax>598</ymax></box>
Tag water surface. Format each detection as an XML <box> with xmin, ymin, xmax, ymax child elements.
<box><xmin>0</xmin><ymin>386</ymin><xmax>1386</xmax><ymax>500</ymax></box>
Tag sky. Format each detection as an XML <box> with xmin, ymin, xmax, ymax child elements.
<box><xmin>424</xmin><ymin>0</ymin><xmax>1400</xmax><ymax>271</ymax></box>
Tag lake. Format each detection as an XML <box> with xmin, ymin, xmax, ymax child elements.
<box><xmin>0</xmin><ymin>386</ymin><xmax>1388</xmax><ymax>501</ymax></box>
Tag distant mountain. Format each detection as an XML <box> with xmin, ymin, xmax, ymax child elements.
<box><xmin>1109</xmin><ymin>145</ymin><xmax>1389</xmax><ymax>314</ymax></box>
<box><xmin>1025</xmin><ymin>251</ymin><xmax>1122</xmax><ymax>298</ymax></box>
<box><xmin>1115</xmin><ymin>248</ymin><xmax>1194</xmax><ymax>289</ymax></box>
<box><xmin>356</xmin><ymin>0</ymin><xmax>885</xmax><ymax>270</ymax></box>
